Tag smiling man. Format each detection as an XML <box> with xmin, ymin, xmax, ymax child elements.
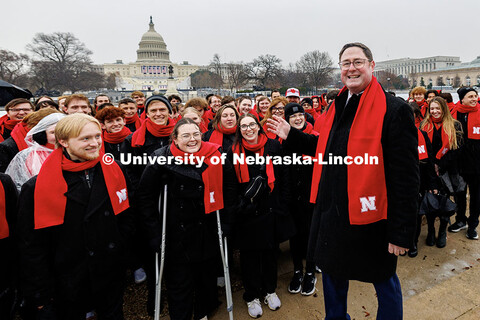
<box><xmin>95</xmin><ymin>106</ymin><xmax>131</xmax><ymax>160</ymax></box>
<box><xmin>267</xmin><ymin>42</ymin><xmax>418</xmax><ymax>320</ymax></box>
<box><xmin>17</xmin><ymin>113</ymin><xmax>134</xmax><ymax>319</ymax></box>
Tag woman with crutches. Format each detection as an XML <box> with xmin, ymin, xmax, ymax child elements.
<box><xmin>137</xmin><ymin>117</ymin><xmax>237</xmax><ymax>320</ymax></box>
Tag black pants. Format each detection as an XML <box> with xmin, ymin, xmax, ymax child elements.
<box><xmin>240</xmin><ymin>248</ymin><xmax>277</xmax><ymax>302</ymax></box>
<box><xmin>164</xmin><ymin>259</ymin><xmax>218</xmax><ymax>320</ymax></box>
<box><xmin>454</xmin><ymin>175</ymin><xmax>480</xmax><ymax>229</ymax></box>
<box><xmin>0</xmin><ymin>287</ymin><xmax>15</xmax><ymax>320</ymax></box>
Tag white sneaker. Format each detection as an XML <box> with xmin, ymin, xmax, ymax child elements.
<box><xmin>134</xmin><ymin>268</ymin><xmax>147</xmax><ymax>284</ymax></box>
<box><xmin>264</xmin><ymin>292</ymin><xmax>281</xmax><ymax>311</ymax></box>
<box><xmin>246</xmin><ymin>298</ymin><xmax>263</xmax><ymax>318</ymax></box>
<box><xmin>217</xmin><ymin>276</ymin><xmax>225</xmax><ymax>288</ymax></box>
<box><xmin>199</xmin><ymin>317</ymin><xmax>208</xmax><ymax>320</ymax></box>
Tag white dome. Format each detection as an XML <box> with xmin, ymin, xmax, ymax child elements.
<box><xmin>136</xmin><ymin>17</ymin><xmax>171</xmax><ymax>62</ymax></box>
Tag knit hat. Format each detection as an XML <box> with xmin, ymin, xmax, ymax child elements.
<box><xmin>300</xmin><ymin>98</ymin><xmax>313</xmax><ymax>107</ymax></box>
<box><xmin>145</xmin><ymin>95</ymin><xmax>172</xmax><ymax>113</ymax></box>
<box><xmin>457</xmin><ymin>87</ymin><xmax>478</xmax><ymax>103</ymax></box>
<box><xmin>284</xmin><ymin>103</ymin><xmax>304</xmax><ymax>122</ymax></box>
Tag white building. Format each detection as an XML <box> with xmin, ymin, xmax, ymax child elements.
<box><xmin>375</xmin><ymin>56</ymin><xmax>461</xmax><ymax>77</ymax></box>
<box><xmin>102</xmin><ymin>17</ymin><xmax>199</xmax><ymax>91</ymax></box>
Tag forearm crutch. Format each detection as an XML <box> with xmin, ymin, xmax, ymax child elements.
<box><xmin>216</xmin><ymin>210</ymin><xmax>234</xmax><ymax>320</ymax></box>
<box><xmin>154</xmin><ymin>184</ymin><xmax>168</xmax><ymax>320</ymax></box>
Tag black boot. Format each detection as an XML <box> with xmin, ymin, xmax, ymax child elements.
<box><xmin>408</xmin><ymin>243</ymin><xmax>418</xmax><ymax>257</ymax></box>
<box><xmin>436</xmin><ymin>220</ymin><xmax>448</xmax><ymax>248</ymax></box>
<box><xmin>426</xmin><ymin>215</ymin><xmax>436</xmax><ymax>246</ymax></box>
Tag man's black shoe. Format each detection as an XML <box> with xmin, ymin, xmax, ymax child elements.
<box><xmin>288</xmin><ymin>270</ymin><xmax>303</xmax><ymax>294</ymax></box>
<box><xmin>466</xmin><ymin>228</ymin><xmax>479</xmax><ymax>240</ymax></box>
<box><xmin>426</xmin><ymin>231</ymin><xmax>436</xmax><ymax>246</ymax></box>
<box><xmin>436</xmin><ymin>231</ymin><xmax>447</xmax><ymax>248</ymax></box>
<box><xmin>408</xmin><ymin>244</ymin><xmax>418</xmax><ymax>257</ymax></box>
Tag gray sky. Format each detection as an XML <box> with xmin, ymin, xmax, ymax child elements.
<box><xmin>2</xmin><ymin>0</ymin><xmax>479</xmax><ymax>67</ymax></box>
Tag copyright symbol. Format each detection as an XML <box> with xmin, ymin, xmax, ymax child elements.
<box><xmin>102</xmin><ymin>153</ymin><xmax>115</xmax><ymax>165</ymax></box>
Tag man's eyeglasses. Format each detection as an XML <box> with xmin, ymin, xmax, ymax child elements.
<box><xmin>338</xmin><ymin>59</ymin><xmax>370</xmax><ymax>70</ymax></box>
<box><xmin>240</xmin><ymin>123</ymin><xmax>258</xmax><ymax>131</ymax></box>
<box><xmin>9</xmin><ymin>108</ymin><xmax>32</xmax><ymax>113</ymax></box>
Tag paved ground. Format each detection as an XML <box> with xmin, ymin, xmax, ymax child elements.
<box><xmin>201</xmin><ymin>217</ymin><xmax>480</xmax><ymax>320</ymax></box>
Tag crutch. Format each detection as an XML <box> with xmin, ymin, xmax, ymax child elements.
<box><xmin>154</xmin><ymin>184</ymin><xmax>168</xmax><ymax>320</ymax></box>
<box><xmin>216</xmin><ymin>210</ymin><xmax>234</xmax><ymax>320</ymax></box>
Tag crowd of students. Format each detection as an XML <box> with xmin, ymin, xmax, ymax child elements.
<box><xmin>0</xmin><ymin>82</ymin><xmax>479</xmax><ymax>320</ymax></box>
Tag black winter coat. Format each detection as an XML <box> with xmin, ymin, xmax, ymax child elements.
<box><xmin>203</xmin><ymin>129</ymin><xmax>235</xmax><ymax>153</ymax></box>
<box><xmin>283</xmin><ymin>89</ymin><xmax>419</xmax><ymax>283</ymax></box>
<box><xmin>16</xmin><ymin>162</ymin><xmax>135</xmax><ymax>307</ymax></box>
<box><xmin>419</xmin><ymin>130</ymin><xmax>439</xmax><ymax>193</ymax></box>
<box><xmin>0</xmin><ymin>137</ymin><xmax>19</xmax><ymax>173</ymax></box>
<box><xmin>137</xmin><ymin>145</ymin><xmax>238</xmax><ymax>263</ymax></box>
<box><xmin>227</xmin><ymin>138</ymin><xmax>295</xmax><ymax>251</ymax></box>
<box><xmin>122</xmin><ymin>131</ymin><xmax>170</xmax><ymax>188</ymax></box>
<box><xmin>450</xmin><ymin>112</ymin><xmax>477</xmax><ymax>177</ymax></box>
<box><xmin>0</xmin><ymin>173</ymin><xmax>18</xmax><ymax>292</ymax></box>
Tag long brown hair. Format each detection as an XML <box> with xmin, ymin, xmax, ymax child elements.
<box><xmin>420</xmin><ymin>97</ymin><xmax>462</xmax><ymax>150</ymax></box>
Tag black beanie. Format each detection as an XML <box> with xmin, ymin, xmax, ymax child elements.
<box><xmin>457</xmin><ymin>87</ymin><xmax>478</xmax><ymax>103</ymax></box>
<box><xmin>300</xmin><ymin>97</ymin><xmax>313</xmax><ymax>107</ymax></box>
<box><xmin>145</xmin><ymin>95</ymin><xmax>172</xmax><ymax>114</ymax></box>
<box><xmin>284</xmin><ymin>103</ymin><xmax>304</xmax><ymax>122</ymax></box>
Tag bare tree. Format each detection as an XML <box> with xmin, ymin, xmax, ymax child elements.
<box><xmin>280</xmin><ymin>63</ymin><xmax>307</xmax><ymax>89</ymax></box>
<box><xmin>27</xmin><ymin>32</ymin><xmax>103</xmax><ymax>92</ymax></box>
<box><xmin>245</xmin><ymin>54</ymin><xmax>282</xmax><ymax>89</ymax></box>
<box><xmin>225</xmin><ymin>62</ymin><xmax>248</xmax><ymax>92</ymax></box>
<box><xmin>296</xmin><ymin>50</ymin><xmax>333</xmax><ymax>93</ymax></box>
<box><xmin>209</xmin><ymin>54</ymin><xmax>223</xmax><ymax>91</ymax></box>
<box><xmin>190</xmin><ymin>70</ymin><xmax>223</xmax><ymax>89</ymax></box>
<box><xmin>0</xmin><ymin>49</ymin><xmax>30</xmax><ymax>87</ymax></box>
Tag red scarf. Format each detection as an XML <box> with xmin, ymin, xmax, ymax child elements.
<box><xmin>131</xmin><ymin>118</ymin><xmax>175</xmax><ymax>147</ymax></box>
<box><xmin>204</xmin><ymin>109</ymin><xmax>215</xmax><ymax>123</ymax></box>
<box><xmin>423</xmin><ymin>118</ymin><xmax>450</xmax><ymax>159</ymax></box>
<box><xmin>232</xmin><ymin>134</ymin><xmax>275</xmax><ymax>191</ymax></box>
<box><xmin>125</xmin><ymin>114</ymin><xmax>142</xmax><ymax>130</ymax></box>
<box><xmin>454</xmin><ymin>103</ymin><xmax>480</xmax><ymax>140</ymax></box>
<box><xmin>305</xmin><ymin>108</ymin><xmax>320</xmax><ymax>121</ymax></box>
<box><xmin>170</xmin><ymin>142</ymin><xmax>224</xmax><ymax>213</ymax></box>
<box><xmin>0</xmin><ymin>115</ymin><xmax>20</xmax><ymax>142</ymax></box>
<box><xmin>103</xmin><ymin>126</ymin><xmax>131</xmax><ymax>144</ymax></box>
<box><xmin>302</xmin><ymin>122</ymin><xmax>319</xmax><ymax>136</ymax></box>
<box><xmin>209</xmin><ymin>124</ymin><xmax>237</xmax><ymax>145</ymax></box>
<box><xmin>311</xmin><ymin>77</ymin><xmax>388</xmax><ymax>225</ymax></box>
<box><xmin>34</xmin><ymin>148</ymin><xmax>130</xmax><ymax>229</ymax></box>
<box><xmin>100</xmin><ymin>126</ymin><xmax>131</xmax><ymax>153</ymax></box>
<box><xmin>0</xmin><ymin>181</ymin><xmax>7</xmax><ymax>239</ymax></box>
<box><xmin>11</xmin><ymin>122</ymin><xmax>29</xmax><ymax>151</ymax></box>
<box><xmin>417</xmin><ymin>129</ymin><xmax>428</xmax><ymax>160</ymax></box>
<box><xmin>447</xmin><ymin>102</ymin><xmax>456</xmax><ymax>114</ymax></box>
<box><xmin>199</xmin><ymin>121</ymin><xmax>208</xmax><ymax>133</ymax></box>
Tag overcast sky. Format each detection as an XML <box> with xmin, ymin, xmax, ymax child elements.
<box><xmin>2</xmin><ymin>0</ymin><xmax>479</xmax><ymax>67</ymax></box>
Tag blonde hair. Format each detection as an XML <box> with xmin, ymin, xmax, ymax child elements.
<box><xmin>420</xmin><ymin>97</ymin><xmax>462</xmax><ymax>150</ymax></box>
<box><xmin>55</xmin><ymin>114</ymin><xmax>101</xmax><ymax>148</ymax></box>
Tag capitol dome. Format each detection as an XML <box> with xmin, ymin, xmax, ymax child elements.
<box><xmin>136</xmin><ymin>16</ymin><xmax>171</xmax><ymax>62</ymax></box>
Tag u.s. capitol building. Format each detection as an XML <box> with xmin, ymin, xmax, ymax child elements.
<box><xmin>97</xmin><ymin>17</ymin><xmax>199</xmax><ymax>91</ymax></box>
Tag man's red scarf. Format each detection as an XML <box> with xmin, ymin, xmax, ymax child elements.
<box><xmin>0</xmin><ymin>115</ymin><xmax>20</xmax><ymax>142</ymax></box>
<box><xmin>203</xmin><ymin>109</ymin><xmax>215</xmax><ymax>123</ymax></box>
<box><xmin>34</xmin><ymin>148</ymin><xmax>130</xmax><ymax>229</ymax></box>
<box><xmin>10</xmin><ymin>122</ymin><xmax>29</xmax><ymax>151</ymax></box>
<box><xmin>100</xmin><ymin>126</ymin><xmax>131</xmax><ymax>153</ymax></box>
<box><xmin>125</xmin><ymin>114</ymin><xmax>142</xmax><ymax>130</ymax></box>
<box><xmin>209</xmin><ymin>124</ymin><xmax>237</xmax><ymax>146</ymax></box>
<box><xmin>103</xmin><ymin>126</ymin><xmax>131</xmax><ymax>144</ymax></box>
<box><xmin>417</xmin><ymin>129</ymin><xmax>428</xmax><ymax>160</ymax></box>
<box><xmin>0</xmin><ymin>181</ymin><xmax>7</xmax><ymax>239</ymax></box>
<box><xmin>422</xmin><ymin>118</ymin><xmax>450</xmax><ymax>159</ymax></box>
<box><xmin>170</xmin><ymin>142</ymin><xmax>224</xmax><ymax>213</ymax></box>
<box><xmin>232</xmin><ymin>133</ymin><xmax>275</xmax><ymax>191</ymax></box>
<box><xmin>417</xmin><ymin>100</ymin><xmax>428</xmax><ymax>117</ymax></box>
<box><xmin>310</xmin><ymin>77</ymin><xmax>388</xmax><ymax>225</ymax></box>
<box><xmin>454</xmin><ymin>103</ymin><xmax>480</xmax><ymax>140</ymax></box>
<box><xmin>447</xmin><ymin>102</ymin><xmax>456</xmax><ymax>114</ymax></box>
<box><xmin>131</xmin><ymin>118</ymin><xmax>175</xmax><ymax>147</ymax></box>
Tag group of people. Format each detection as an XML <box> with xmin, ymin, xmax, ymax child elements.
<box><xmin>0</xmin><ymin>41</ymin><xmax>478</xmax><ymax>320</ymax></box>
